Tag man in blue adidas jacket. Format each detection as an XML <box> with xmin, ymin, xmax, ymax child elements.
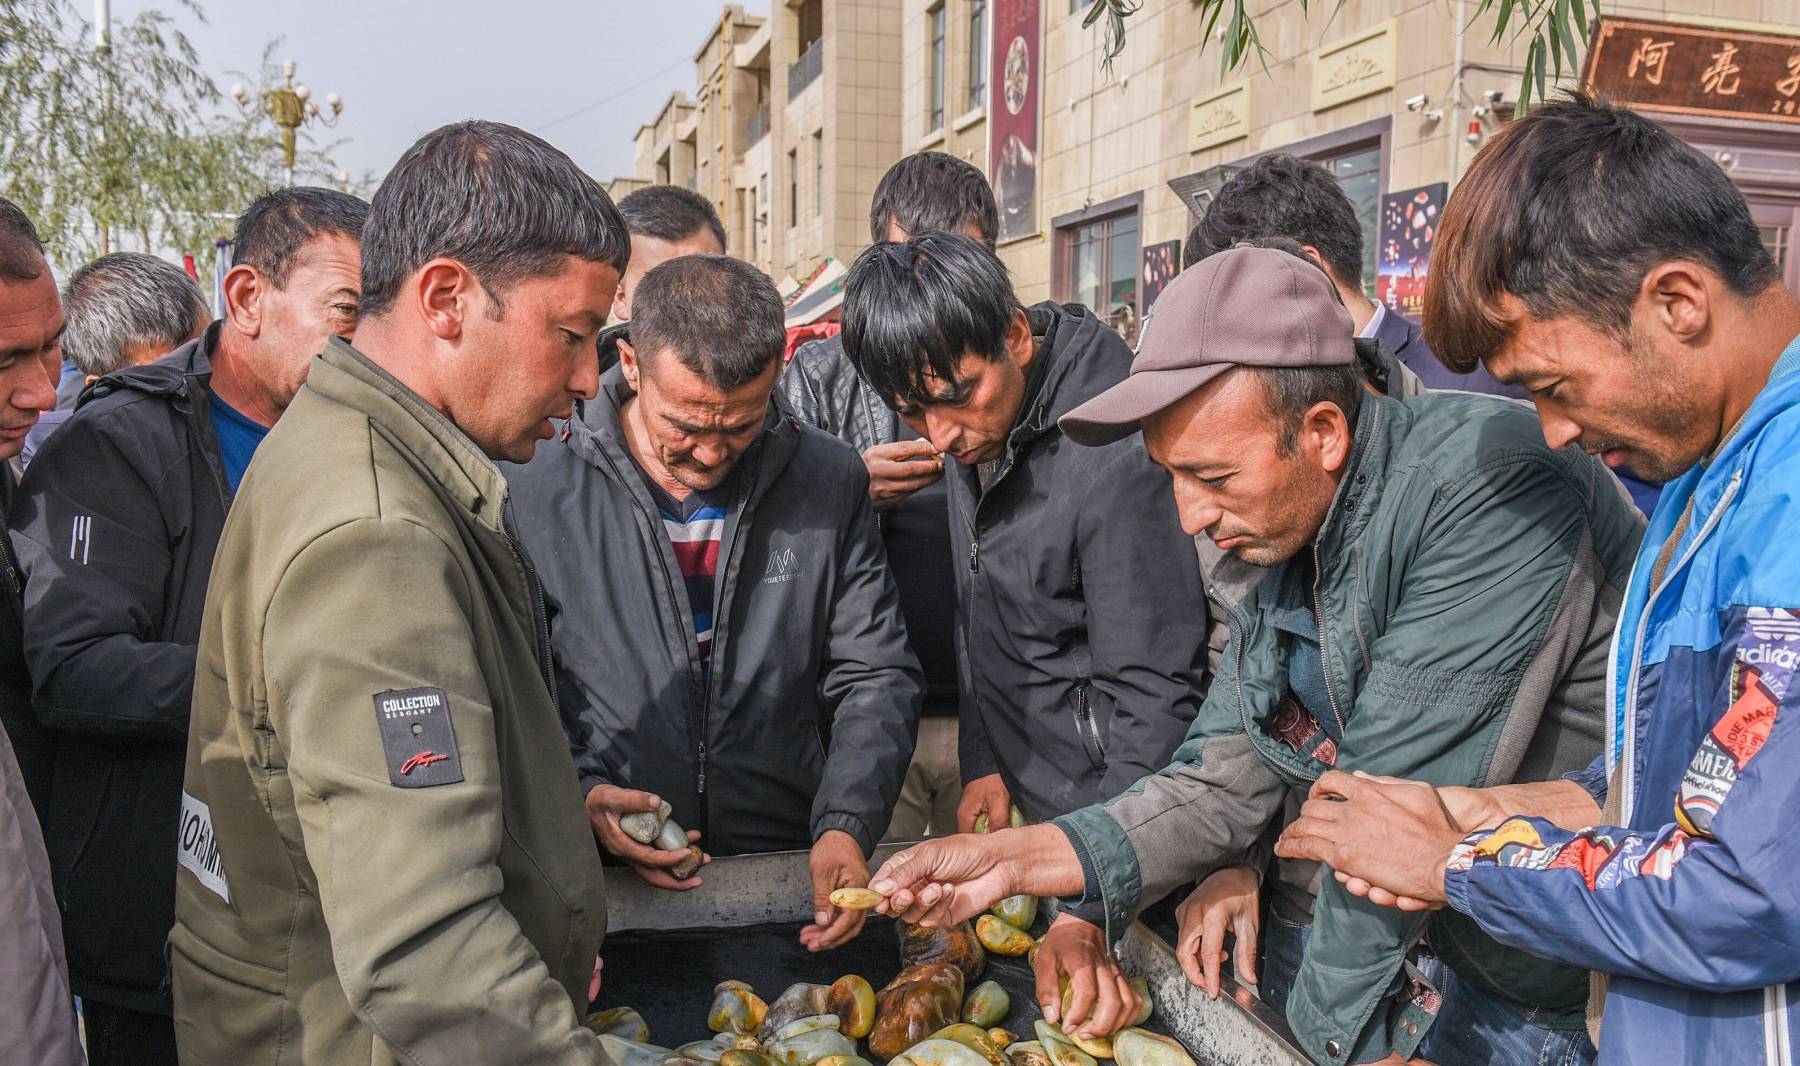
<box><xmin>1276</xmin><ymin>92</ymin><xmax>1800</xmax><ymax>1064</ymax></box>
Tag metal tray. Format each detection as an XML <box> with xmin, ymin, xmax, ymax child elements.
<box><xmin>597</xmin><ymin>845</ymin><xmax>1306</xmax><ymax>1066</ymax></box>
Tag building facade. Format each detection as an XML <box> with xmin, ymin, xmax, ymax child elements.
<box><xmin>610</xmin><ymin>0</ymin><xmax>1799</xmax><ymax>318</ymax></box>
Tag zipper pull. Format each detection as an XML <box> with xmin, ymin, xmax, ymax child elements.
<box><xmin>968</xmin><ymin>540</ymin><xmax>981</xmax><ymax>574</ymax></box>
<box><xmin>697</xmin><ymin>742</ymin><xmax>708</xmax><ymax>794</ymax></box>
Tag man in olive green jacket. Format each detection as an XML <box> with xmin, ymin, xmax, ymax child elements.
<box><xmin>171</xmin><ymin>122</ymin><xmax>627</xmax><ymax>1064</ymax></box>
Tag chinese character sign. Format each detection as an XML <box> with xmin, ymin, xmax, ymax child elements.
<box><xmin>988</xmin><ymin>0</ymin><xmax>1041</xmax><ymax>244</ymax></box>
<box><xmin>1585</xmin><ymin>17</ymin><xmax>1800</xmax><ymax>123</ymax></box>
<box><xmin>1376</xmin><ymin>183</ymin><xmax>1446</xmax><ymax>326</ymax></box>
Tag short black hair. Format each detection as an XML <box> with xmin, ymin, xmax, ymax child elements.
<box><xmin>62</xmin><ymin>253</ymin><xmax>210</xmax><ymax>377</ymax></box>
<box><xmin>232</xmin><ymin>187</ymin><xmax>369</xmax><ymax>290</ymax></box>
<box><xmin>1427</xmin><ymin>90</ymin><xmax>1780</xmax><ymax>372</ymax></box>
<box><xmin>618</xmin><ymin>185</ymin><xmax>727</xmax><ymax>253</ymax></box>
<box><xmin>868</xmin><ymin>152</ymin><xmax>999</xmax><ymax>248</ymax></box>
<box><xmin>1188</xmin><ymin>154</ymin><xmax>1365</xmax><ymax>288</ymax></box>
<box><xmin>842</xmin><ymin>232</ymin><xmax>1022</xmax><ymax>408</ymax></box>
<box><xmin>359</xmin><ymin>121</ymin><xmax>631</xmax><ymax>319</ymax></box>
<box><xmin>1254</xmin><ymin>365</ymin><xmax>1364</xmax><ymax>457</ymax></box>
<box><xmin>629</xmin><ymin>254</ymin><xmax>784</xmax><ymax>391</ymax></box>
<box><xmin>0</xmin><ymin>196</ymin><xmax>47</xmax><ymax>283</ymax></box>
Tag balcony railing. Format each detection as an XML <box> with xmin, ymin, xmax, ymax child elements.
<box><xmin>744</xmin><ymin>104</ymin><xmax>771</xmax><ymax>146</ymax></box>
<box><xmin>788</xmin><ymin>38</ymin><xmax>822</xmax><ymax>100</ymax></box>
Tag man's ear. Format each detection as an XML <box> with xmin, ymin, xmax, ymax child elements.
<box><xmin>221</xmin><ymin>265</ymin><xmax>264</xmax><ymax>339</ymax></box>
<box><xmin>617</xmin><ymin>338</ymin><xmax>640</xmax><ymax>391</ymax></box>
<box><xmin>414</xmin><ymin>259</ymin><xmax>477</xmax><ymax>341</ymax></box>
<box><xmin>1005</xmin><ymin>308</ymin><xmax>1034</xmax><ymax>369</ymax></box>
<box><xmin>1639</xmin><ymin>260</ymin><xmax>1712</xmax><ymax>346</ymax></box>
<box><xmin>1305</xmin><ymin>400</ymin><xmax>1354</xmax><ymax>475</ymax></box>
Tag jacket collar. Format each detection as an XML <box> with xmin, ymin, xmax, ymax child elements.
<box><xmin>1371</xmin><ymin>302</ymin><xmax>1416</xmax><ymax>355</ymax></box>
<box><xmin>306</xmin><ymin>337</ymin><xmax>509</xmax><ymax>529</ymax></box>
<box><xmin>82</xmin><ymin>320</ymin><xmax>223</xmax><ymax>406</ymax></box>
<box><xmin>1311</xmin><ymin>392</ymin><xmax>1396</xmax><ymax>562</ymax></box>
<box><xmin>1008</xmin><ymin>301</ymin><xmax>1124</xmax><ymax>451</ymax></box>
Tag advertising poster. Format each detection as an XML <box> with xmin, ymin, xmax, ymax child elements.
<box><xmin>988</xmin><ymin>0</ymin><xmax>1041</xmax><ymax>244</ymax></box>
<box><xmin>1141</xmin><ymin>241</ymin><xmax>1181</xmax><ymax>313</ymax></box>
<box><xmin>1375</xmin><ymin>182</ymin><xmax>1446</xmax><ymax>324</ymax></box>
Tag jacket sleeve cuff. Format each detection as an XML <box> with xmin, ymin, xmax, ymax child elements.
<box><xmin>1563</xmin><ymin>752</ymin><xmax>1609</xmax><ymax>808</ymax></box>
<box><xmin>1052</xmin><ymin>806</ymin><xmax>1142</xmax><ymax>946</ymax></box>
<box><xmin>814</xmin><ymin>813</ymin><xmax>877</xmax><ymax>858</ymax></box>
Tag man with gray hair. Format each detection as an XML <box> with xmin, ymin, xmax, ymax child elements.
<box><xmin>20</xmin><ymin>251</ymin><xmax>211</xmax><ymax>464</ymax></box>
<box><xmin>9</xmin><ymin>186</ymin><xmax>365</xmax><ymax>1066</ymax></box>
<box><xmin>173</xmin><ymin>122</ymin><xmax>626</xmax><ymax>1063</ymax></box>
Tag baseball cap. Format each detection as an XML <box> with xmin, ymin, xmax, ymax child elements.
<box><xmin>1059</xmin><ymin>244</ymin><xmax>1356</xmax><ymax>446</ymax></box>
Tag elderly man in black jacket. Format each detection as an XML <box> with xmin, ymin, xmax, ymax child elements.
<box><xmin>506</xmin><ymin>254</ymin><xmax>922</xmax><ymax>953</ymax></box>
<box><xmin>8</xmin><ymin>187</ymin><xmax>367</xmax><ymax>1066</ymax></box>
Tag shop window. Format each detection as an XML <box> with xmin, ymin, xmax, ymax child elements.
<box><xmin>928</xmin><ymin>4</ymin><xmax>947</xmax><ymax>131</ymax></box>
<box><xmin>1312</xmin><ymin>145</ymin><xmax>1382</xmax><ymax>298</ymax></box>
<box><xmin>967</xmin><ymin>0</ymin><xmax>987</xmax><ymax>114</ymax></box>
<box><xmin>1057</xmin><ymin>206</ymin><xmax>1141</xmax><ymax>337</ymax></box>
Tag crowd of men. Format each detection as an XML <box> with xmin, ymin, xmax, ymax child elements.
<box><xmin>0</xmin><ymin>89</ymin><xmax>1796</xmax><ymax>1066</ymax></box>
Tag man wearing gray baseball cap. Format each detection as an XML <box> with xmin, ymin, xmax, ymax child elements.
<box><xmin>870</xmin><ymin>244</ymin><xmax>1645</xmax><ymax>1066</ymax></box>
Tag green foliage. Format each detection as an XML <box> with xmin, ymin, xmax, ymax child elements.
<box><xmin>1082</xmin><ymin>0</ymin><xmax>1593</xmax><ymax>110</ymax></box>
<box><xmin>0</xmin><ymin>0</ymin><xmax>345</xmax><ymax>273</ymax></box>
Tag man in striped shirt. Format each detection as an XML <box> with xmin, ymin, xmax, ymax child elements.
<box><xmin>506</xmin><ymin>254</ymin><xmax>922</xmax><ymax>951</ymax></box>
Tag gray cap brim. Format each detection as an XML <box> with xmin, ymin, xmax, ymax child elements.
<box><xmin>1059</xmin><ymin>363</ymin><xmax>1232</xmax><ymax>446</ymax></box>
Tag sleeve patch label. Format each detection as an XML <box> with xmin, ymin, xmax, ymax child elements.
<box><xmin>177</xmin><ymin>790</ymin><xmax>231</xmax><ymax>902</ymax></box>
<box><xmin>374</xmin><ymin>686</ymin><xmax>465</xmax><ymax>789</ymax></box>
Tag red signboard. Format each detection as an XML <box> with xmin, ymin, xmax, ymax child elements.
<box><xmin>988</xmin><ymin>0</ymin><xmax>1041</xmax><ymax>244</ymax></box>
<box><xmin>1584</xmin><ymin>17</ymin><xmax>1800</xmax><ymax>126</ymax></box>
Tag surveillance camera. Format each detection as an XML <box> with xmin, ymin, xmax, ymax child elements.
<box><xmin>1472</xmin><ymin>104</ymin><xmax>1490</xmax><ymax>119</ymax></box>
<box><xmin>1423</xmin><ymin>109</ymin><xmax>1444</xmax><ymax>124</ymax></box>
<box><xmin>1405</xmin><ymin>94</ymin><xmax>1430</xmax><ymax>112</ymax></box>
<box><xmin>1484</xmin><ymin>89</ymin><xmax>1505</xmax><ymax>105</ymax></box>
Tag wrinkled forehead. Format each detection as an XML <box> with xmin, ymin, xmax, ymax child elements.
<box><xmin>1144</xmin><ymin>370</ymin><xmax>1277</xmax><ymax>467</ymax></box>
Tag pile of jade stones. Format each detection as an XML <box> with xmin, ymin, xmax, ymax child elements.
<box><xmin>584</xmin><ymin>916</ymin><xmax>1196</xmax><ymax>1066</ymax></box>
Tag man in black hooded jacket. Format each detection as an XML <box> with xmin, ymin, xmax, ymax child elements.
<box><xmin>7</xmin><ymin>187</ymin><xmax>366</xmax><ymax>1065</ymax></box>
<box><xmin>841</xmin><ymin>232</ymin><xmax>1209</xmax><ymax>981</ymax></box>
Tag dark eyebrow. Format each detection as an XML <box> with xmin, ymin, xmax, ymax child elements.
<box><xmin>0</xmin><ymin>320</ymin><xmax>67</xmax><ymax>360</ymax></box>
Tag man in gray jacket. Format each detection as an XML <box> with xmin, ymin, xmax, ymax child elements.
<box><xmin>506</xmin><ymin>254</ymin><xmax>922</xmax><ymax>953</ymax></box>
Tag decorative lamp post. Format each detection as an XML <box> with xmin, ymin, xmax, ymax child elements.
<box><xmin>231</xmin><ymin>59</ymin><xmax>343</xmax><ymax>187</ymax></box>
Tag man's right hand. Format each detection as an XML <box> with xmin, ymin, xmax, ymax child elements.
<box><xmin>1174</xmin><ymin>866</ymin><xmax>1261</xmax><ymax>998</ymax></box>
<box><xmin>871</xmin><ymin>823</ymin><xmax>1085</xmax><ymax>926</ymax></box>
<box><xmin>864</xmin><ymin>440</ymin><xmax>944</xmax><ymax>511</ymax></box>
<box><xmin>584</xmin><ymin>783</ymin><xmax>708</xmax><ymax>891</ymax></box>
<box><xmin>956</xmin><ymin>773</ymin><xmax>1011</xmax><ymax>834</ymax></box>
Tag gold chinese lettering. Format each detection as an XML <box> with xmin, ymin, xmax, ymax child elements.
<box><xmin>1701</xmin><ymin>42</ymin><xmax>1742</xmax><ymax>96</ymax></box>
<box><xmin>1778</xmin><ymin>53</ymin><xmax>1800</xmax><ymax>99</ymax></box>
<box><xmin>1628</xmin><ymin>37</ymin><xmax>1674</xmax><ymax>85</ymax></box>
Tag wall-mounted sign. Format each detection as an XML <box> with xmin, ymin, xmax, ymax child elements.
<box><xmin>1376</xmin><ymin>182</ymin><xmax>1446</xmax><ymax>326</ymax></box>
<box><xmin>1584</xmin><ymin>16</ymin><xmax>1800</xmax><ymax>126</ymax></box>
<box><xmin>1312</xmin><ymin>20</ymin><xmax>1396</xmax><ymax>112</ymax></box>
<box><xmin>1141</xmin><ymin>241</ymin><xmax>1181</xmax><ymax>312</ymax></box>
<box><xmin>1189</xmin><ymin>81</ymin><xmax>1250</xmax><ymax>152</ymax></box>
<box><xmin>989</xmin><ymin>0</ymin><xmax>1042</xmax><ymax>244</ymax></box>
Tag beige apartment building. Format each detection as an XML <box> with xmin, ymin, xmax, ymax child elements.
<box><xmin>606</xmin><ymin>1</ymin><xmax>904</xmax><ymax>290</ymax></box>
<box><xmin>611</xmin><ymin>0</ymin><xmax>1799</xmax><ymax>318</ymax></box>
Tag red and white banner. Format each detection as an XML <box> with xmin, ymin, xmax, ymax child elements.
<box><xmin>988</xmin><ymin>0</ymin><xmax>1041</xmax><ymax>244</ymax></box>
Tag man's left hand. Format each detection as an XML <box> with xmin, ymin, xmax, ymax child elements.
<box><xmin>1275</xmin><ymin>771</ymin><xmax>1462</xmax><ymax>910</ymax></box>
<box><xmin>801</xmin><ymin>830</ymin><xmax>870</xmax><ymax>952</ymax></box>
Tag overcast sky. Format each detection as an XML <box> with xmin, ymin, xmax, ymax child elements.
<box><xmin>111</xmin><ymin>0</ymin><xmax>769</xmax><ymax>185</ymax></box>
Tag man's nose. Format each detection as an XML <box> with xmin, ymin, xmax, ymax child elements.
<box><xmin>921</xmin><ymin>411</ymin><xmax>958</xmax><ymax>453</ymax></box>
<box><xmin>570</xmin><ymin>352</ymin><xmax>600</xmax><ymax>402</ymax></box>
<box><xmin>1537</xmin><ymin>407</ymin><xmax>1583</xmax><ymax>452</ymax></box>
<box><xmin>691</xmin><ymin>440</ymin><xmax>728</xmax><ymax>468</ymax></box>
<box><xmin>1174</xmin><ymin>483</ymin><xmax>1221</xmax><ymax>539</ymax></box>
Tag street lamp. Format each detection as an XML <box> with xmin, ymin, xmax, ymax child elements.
<box><xmin>231</xmin><ymin>58</ymin><xmax>343</xmax><ymax>187</ymax></box>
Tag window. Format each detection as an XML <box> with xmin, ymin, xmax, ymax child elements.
<box><xmin>967</xmin><ymin>0</ymin><xmax>987</xmax><ymax>113</ymax></box>
<box><xmin>813</xmin><ymin>132</ymin><xmax>824</xmax><ymax>213</ymax></box>
<box><xmin>1312</xmin><ymin>145</ymin><xmax>1382</xmax><ymax>298</ymax></box>
<box><xmin>928</xmin><ymin>4</ymin><xmax>946</xmax><ymax>131</ymax></box>
<box><xmin>1058</xmin><ymin>208</ymin><xmax>1140</xmax><ymax>330</ymax></box>
<box><xmin>787</xmin><ymin>148</ymin><xmax>799</xmax><ymax>227</ymax></box>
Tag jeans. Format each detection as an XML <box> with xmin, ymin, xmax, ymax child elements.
<box><xmin>1258</xmin><ymin>914</ymin><xmax>1595</xmax><ymax>1066</ymax></box>
<box><xmin>1416</xmin><ymin>962</ymin><xmax>1596</xmax><ymax>1066</ymax></box>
